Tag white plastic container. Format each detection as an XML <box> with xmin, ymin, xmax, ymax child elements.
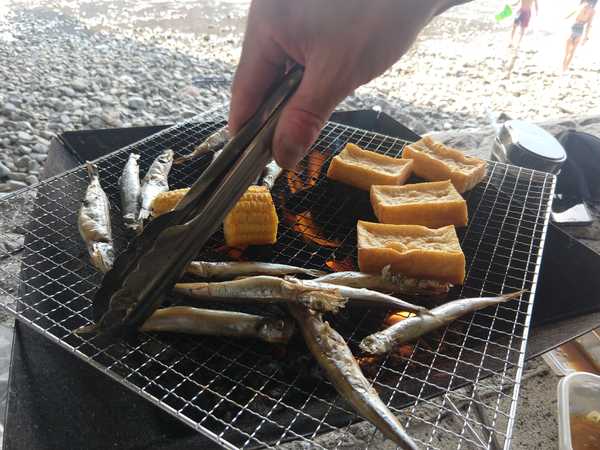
<box><xmin>557</xmin><ymin>371</ymin><xmax>600</xmax><ymax>450</ymax></box>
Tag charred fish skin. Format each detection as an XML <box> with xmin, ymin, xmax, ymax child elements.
<box><xmin>138</xmin><ymin>149</ymin><xmax>174</xmax><ymax>220</ymax></box>
<box><xmin>140</xmin><ymin>306</ymin><xmax>295</xmax><ymax>344</ymax></box>
<box><xmin>78</xmin><ymin>163</ymin><xmax>115</xmax><ymax>273</ymax></box>
<box><xmin>288</xmin><ymin>304</ymin><xmax>418</xmax><ymax>450</ymax></box>
<box><xmin>260</xmin><ymin>160</ymin><xmax>283</xmax><ymax>190</ymax></box>
<box><xmin>360</xmin><ymin>292</ymin><xmax>523</xmax><ymax>355</ymax></box>
<box><xmin>119</xmin><ymin>153</ymin><xmax>142</xmax><ymax>233</ymax></box>
<box><xmin>174</xmin><ymin>276</ymin><xmax>348</xmax><ymax>314</ymax></box>
<box><xmin>186</xmin><ymin>261</ymin><xmax>326</xmax><ymax>280</ymax></box>
<box><xmin>174</xmin><ymin>125</ymin><xmax>230</xmax><ymax>164</ymax></box>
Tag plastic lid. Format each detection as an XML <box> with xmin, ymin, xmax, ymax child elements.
<box><xmin>557</xmin><ymin>371</ymin><xmax>600</xmax><ymax>450</ymax></box>
<box><xmin>504</xmin><ymin>120</ymin><xmax>567</xmax><ymax>162</ymax></box>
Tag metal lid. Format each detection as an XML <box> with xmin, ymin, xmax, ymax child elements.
<box><xmin>502</xmin><ymin>120</ymin><xmax>567</xmax><ymax>162</ymax></box>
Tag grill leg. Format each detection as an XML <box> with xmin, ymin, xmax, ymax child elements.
<box><xmin>470</xmin><ymin>386</ymin><xmax>502</xmax><ymax>450</ymax></box>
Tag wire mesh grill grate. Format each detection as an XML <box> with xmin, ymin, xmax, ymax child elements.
<box><xmin>0</xmin><ymin>107</ymin><xmax>555</xmax><ymax>450</ymax></box>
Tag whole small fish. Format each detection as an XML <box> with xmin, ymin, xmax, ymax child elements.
<box><xmin>288</xmin><ymin>303</ymin><xmax>418</xmax><ymax>450</ymax></box>
<box><xmin>186</xmin><ymin>261</ymin><xmax>326</xmax><ymax>280</ymax></box>
<box><xmin>119</xmin><ymin>153</ymin><xmax>142</xmax><ymax>233</ymax></box>
<box><xmin>78</xmin><ymin>163</ymin><xmax>114</xmax><ymax>272</ymax></box>
<box><xmin>174</xmin><ymin>125</ymin><xmax>230</xmax><ymax>165</ymax></box>
<box><xmin>260</xmin><ymin>160</ymin><xmax>283</xmax><ymax>190</ymax></box>
<box><xmin>140</xmin><ymin>306</ymin><xmax>295</xmax><ymax>344</ymax></box>
<box><xmin>175</xmin><ymin>276</ymin><xmax>347</xmax><ymax>314</ymax></box>
<box><xmin>314</xmin><ymin>271</ymin><xmax>450</xmax><ymax>297</ymax></box>
<box><xmin>175</xmin><ymin>275</ymin><xmax>426</xmax><ymax>313</ymax></box>
<box><xmin>360</xmin><ymin>292</ymin><xmax>523</xmax><ymax>355</ymax></box>
<box><xmin>138</xmin><ymin>149</ymin><xmax>173</xmax><ymax>220</ymax></box>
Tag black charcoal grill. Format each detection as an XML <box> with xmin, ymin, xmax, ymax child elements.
<box><xmin>0</xmin><ymin>107</ymin><xmax>555</xmax><ymax>450</ymax></box>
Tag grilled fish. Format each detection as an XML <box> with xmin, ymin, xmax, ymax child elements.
<box><xmin>175</xmin><ymin>276</ymin><xmax>347</xmax><ymax>314</ymax></box>
<box><xmin>139</xmin><ymin>149</ymin><xmax>173</xmax><ymax>220</ymax></box>
<box><xmin>186</xmin><ymin>261</ymin><xmax>326</xmax><ymax>280</ymax></box>
<box><xmin>119</xmin><ymin>153</ymin><xmax>142</xmax><ymax>233</ymax></box>
<box><xmin>299</xmin><ymin>279</ymin><xmax>428</xmax><ymax>313</ymax></box>
<box><xmin>360</xmin><ymin>292</ymin><xmax>523</xmax><ymax>355</ymax></box>
<box><xmin>288</xmin><ymin>304</ymin><xmax>418</xmax><ymax>450</ymax></box>
<box><xmin>78</xmin><ymin>163</ymin><xmax>114</xmax><ymax>272</ymax></box>
<box><xmin>140</xmin><ymin>306</ymin><xmax>295</xmax><ymax>344</ymax></box>
<box><xmin>314</xmin><ymin>271</ymin><xmax>450</xmax><ymax>297</ymax></box>
<box><xmin>174</xmin><ymin>125</ymin><xmax>230</xmax><ymax>165</ymax></box>
<box><xmin>260</xmin><ymin>160</ymin><xmax>283</xmax><ymax>190</ymax></box>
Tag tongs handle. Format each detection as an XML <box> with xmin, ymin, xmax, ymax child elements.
<box><xmin>92</xmin><ymin>66</ymin><xmax>304</xmax><ymax>336</ymax></box>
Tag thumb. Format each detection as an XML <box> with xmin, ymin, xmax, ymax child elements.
<box><xmin>272</xmin><ymin>67</ymin><xmax>344</xmax><ymax>169</ymax></box>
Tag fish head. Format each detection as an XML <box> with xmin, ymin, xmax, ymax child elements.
<box><xmin>158</xmin><ymin>149</ymin><xmax>174</xmax><ymax>164</ymax></box>
<box><xmin>90</xmin><ymin>242</ymin><xmax>115</xmax><ymax>273</ymax></box>
<box><xmin>258</xmin><ymin>317</ymin><xmax>295</xmax><ymax>344</ymax></box>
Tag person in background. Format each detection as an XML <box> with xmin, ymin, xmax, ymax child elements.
<box><xmin>510</xmin><ymin>0</ymin><xmax>539</xmax><ymax>48</ymax></box>
<box><xmin>563</xmin><ymin>0</ymin><xmax>596</xmax><ymax>72</ymax></box>
<box><xmin>228</xmin><ymin>0</ymin><xmax>468</xmax><ymax>170</ymax></box>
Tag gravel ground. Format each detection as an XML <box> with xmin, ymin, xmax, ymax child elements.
<box><xmin>1</xmin><ymin>0</ymin><xmax>599</xmax><ymax>448</ymax></box>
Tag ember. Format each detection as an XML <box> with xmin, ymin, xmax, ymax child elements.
<box><xmin>325</xmin><ymin>256</ymin><xmax>355</xmax><ymax>272</ymax></box>
<box><xmin>214</xmin><ymin>245</ymin><xmax>248</xmax><ymax>261</ymax></box>
<box><xmin>384</xmin><ymin>311</ymin><xmax>416</xmax><ymax>327</ymax></box>
<box><xmin>282</xmin><ymin>210</ymin><xmax>341</xmax><ymax>248</ymax></box>
<box><xmin>286</xmin><ymin>150</ymin><xmax>328</xmax><ymax>194</ymax></box>
<box><xmin>306</xmin><ymin>151</ymin><xmax>327</xmax><ymax>188</ymax></box>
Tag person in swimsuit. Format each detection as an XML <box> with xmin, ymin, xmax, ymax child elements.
<box><xmin>563</xmin><ymin>0</ymin><xmax>596</xmax><ymax>71</ymax></box>
<box><xmin>511</xmin><ymin>0</ymin><xmax>539</xmax><ymax>48</ymax></box>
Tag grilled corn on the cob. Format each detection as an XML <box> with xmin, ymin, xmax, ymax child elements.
<box><xmin>151</xmin><ymin>188</ymin><xmax>190</xmax><ymax>217</ymax></box>
<box><xmin>224</xmin><ymin>186</ymin><xmax>278</xmax><ymax>247</ymax></box>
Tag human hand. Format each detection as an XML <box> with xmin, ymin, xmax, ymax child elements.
<box><xmin>229</xmin><ymin>0</ymin><xmax>464</xmax><ymax>169</ymax></box>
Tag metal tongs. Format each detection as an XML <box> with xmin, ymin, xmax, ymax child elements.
<box><xmin>88</xmin><ymin>66</ymin><xmax>304</xmax><ymax>338</ymax></box>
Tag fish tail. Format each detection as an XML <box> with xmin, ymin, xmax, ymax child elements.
<box><xmin>86</xmin><ymin>162</ymin><xmax>99</xmax><ymax>180</ymax></box>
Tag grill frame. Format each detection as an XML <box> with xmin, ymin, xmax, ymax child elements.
<box><xmin>0</xmin><ymin>106</ymin><xmax>555</xmax><ymax>450</ymax></box>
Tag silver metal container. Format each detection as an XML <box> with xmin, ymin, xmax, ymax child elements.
<box><xmin>492</xmin><ymin>120</ymin><xmax>567</xmax><ymax>174</ymax></box>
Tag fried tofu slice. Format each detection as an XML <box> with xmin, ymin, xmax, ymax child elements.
<box><xmin>402</xmin><ymin>137</ymin><xmax>486</xmax><ymax>193</ymax></box>
<box><xmin>357</xmin><ymin>221</ymin><xmax>465</xmax><ymax>284</ymax></box>
<box><xmin>370</xmin><ymin>180</ymin><xmax>468</xmax><ymax>228</ymax></box>
<box><xmin>327</xmin><ymin>143</ymin><xmax>413</xmax><ymax>191</ymax></box>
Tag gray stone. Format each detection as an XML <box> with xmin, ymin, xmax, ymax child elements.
<box><xmin>8</xmin><ymin>172</ymin><xmax>30</xmax><ymax>182</ymax></box>
<box><xmin>0</xmin><ymin>183</ymin><xmax>11</xmax><ymax>193</ymax></box>
<box><xmin>71</xmin><ymin>78</ymin><xmax>88</xmax><ymax>92</ymax></box>
<box><xmin>128</xmin><ymin>96</ymin><xmax>146</xmax><ymax>110</ymax></box>
<box><xmin>18</xmin><ymin>145</ymin><xmax>31</xmax><ymax>155</ymax></box>
<box><xmin>1</xmin><ymin>103</ymin><xmax>17</xmax><ymax>116</ymax></box>
<box><xmin>39</xmin><ymin>130</ymin><xmax>55</xmax><ymax>140</ymax></box>
<box><xmin>99</xmin><ymin>95</ymin><xmax>117</xmax><ymax>106</ymax></box>
<box><xmin>7</xmin><ymin>120</ymin><xmax>32</xmax><ymax>131</ymax></box>
<box><xmin>32</xmin><ymin>143</ymin><xmax>47</xmax><ymax>154</ymax></box>
<box><xmin>59</xmin><ymin>86</ymin><xmax>76</xmax><ymax>97</ymax></box>
<box><xmin>16</xmin><ymin>131</ymin><xmax>33</xmax><ymax>142</ymax></box>
<box><xmin>25</xmin><ymin>175</ymin><xmax>39</xmax><ymax>185</ymax></box>
<box><xmin>30</xmin><ymin>153</ymin><xmax>47</xmax><ymax>163</ymax></box>
<box><xmin>14</xmin><ymin>156</ymin><xmax>32</xmax><ymax>169</ymax></box>
<box><xmin>3</xmin><ymin>233</ymin><xmax>24</xmax><ymax>252</ymax></box>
